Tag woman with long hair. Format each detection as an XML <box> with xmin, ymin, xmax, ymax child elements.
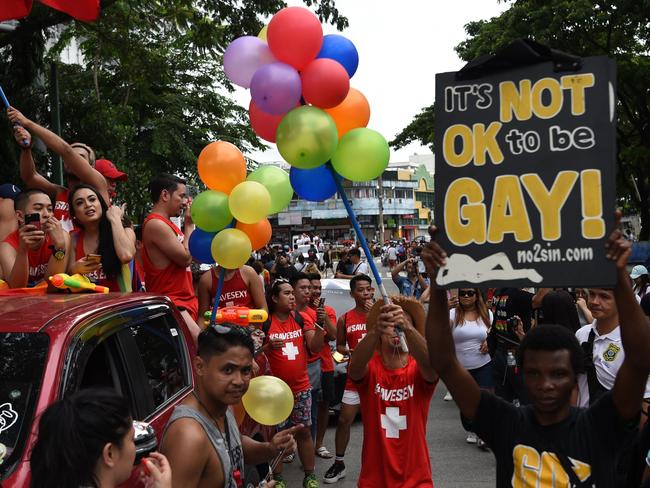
<box><xmin>30</xmin><ymin>388</ymin><xmax>171</xmax><ymax>488</ymax></box>
<box><xmin>66</xmin><ymin>184</ymin><xmax>136</xmax><ymax>291</ymax></box>
<box><xmin>450</xmin><ymin>288</ymin><xmax>493</xmax><ymax>446</ymax></box>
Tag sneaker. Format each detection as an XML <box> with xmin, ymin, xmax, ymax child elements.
<box><xmin>323</xmin><ymin>462</ymin><xmax>346</xmax><ymax>484</ymax></box>
<box><xmin>282</xmin><ymin>452</ymin><xmax>295</xmax><ymax>463</ymax></box>
<box><xmin>466</xmin><ymin>432</ymin><xmax>478</xmax><ymax>444</ymax></box>
<box><xmin>274</xmin><ymin>476</ymin><xmax>287</xmax><ymax>488</ymax></box>
<box><xmin>477</xmin><ymin>438</ymin><xmax>488</xmax><ymax>450</ymax></box>
<box><xmin>443</xmin><ymin>392</ymin><xmax>453</xmax><ymax>401</ymax></box>
<box><xmin>304</xmin><ymin>473</ymin><xmax>320</xmax><ymax>488</ymax></box>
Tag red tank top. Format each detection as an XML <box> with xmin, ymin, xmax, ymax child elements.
<box><xmin>142</xmin><ymin>213</ymin><xmax>197</xmax><ymax>319</ymax></box>
<box><xmin>72</xmin><ymin>231</ymin><xmax>120</xmax><ymax>292</ymax></box>
<box><xmin>344</xmin><ymin>308</ymin><xmax>368</xmax><ymax>351</ymax></box>
<box><xmin>3</xmin><ymin>230</ymin><xmax>53</xmax><ymax>286</ymax></box>
<box><xmin>209</xmin><ymin>267</ymin><xmax>254</xmax><ymax>308</ymax></box>
<box><xmin>53</xmin><ymin>189</ymin><xmax>74</xmax><ymax>232</ymax></box>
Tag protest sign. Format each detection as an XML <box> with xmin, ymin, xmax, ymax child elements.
<box><xmin>434</xmin><ymin>55</ymin><xmax>616</xmax><ymax>288</ymax></box>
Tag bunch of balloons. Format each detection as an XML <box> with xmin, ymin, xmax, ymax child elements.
<box><xmin>188</xmin><ymin>141</ymin><xmax>294</xmax><ymax>269</ymax></box>
<box><xmin>223</xmin><ymin>6</ymin><xmax>390</xmax><ymax>202</ymax></box>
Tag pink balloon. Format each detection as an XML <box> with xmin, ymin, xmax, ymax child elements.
<box><xmin>301</xmin><ymin>58</ymin><xmax>350</xmax><ymax>109</ymax></box>
<box><xmin>267</xmin><ymin>7</ymin><xmax>323</xmax><ymax>70</ymax></box>
<box><xmin>249</xmin><ymin>100</ymin><xmax>284</xmax><ymax>142</ymax></box>
<box><xmin>223</xmin><ymin>36</ymin><xmax>275</xmax><ymax>88</ymax></box>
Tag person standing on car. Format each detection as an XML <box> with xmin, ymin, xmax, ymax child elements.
<box><xmin>142</xmin><ymin>174</ymin><xmax>199</xmax><ymax>338</ymax></box>
<box><xmin>161</xmin><ymin>325</ymin><xmax>297</xmax><ymax>488</ymax></box>
<box><xmin>197</xmin><ymin>264</ymin><xmax>267</xmax><ymax>319</ymax></box>
<box><xmin>323</xmin><ymin>274</ymin><xmax>374</xmax><ymax>484</ymax></box>
<box><xmin>0</xmin><ymin>189</ymin><xmax>68</xmax><ymax>288</ymax></box>
<box><xmin>348</xmin><ymin>296</ymin><xmax>437</xmax><ymax>487</ymax></box>
<box><xmin>31</xmin><ymin>388</ymin><xmax>172</xmax><ymax>488</ymax></box>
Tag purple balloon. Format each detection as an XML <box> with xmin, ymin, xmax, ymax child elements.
<box><xmin>224</xmin><ymin>36</ymin><xmax>276</xmax><ymax>88</ymax></box>
<box><xmin>250</xmin><ymin>62</ymin><xmax>302</xmax><ymax>116</ymax></box>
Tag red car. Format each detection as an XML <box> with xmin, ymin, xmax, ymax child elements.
<box><xmin>0</xmin><ymin>293</ymin><xmax>196</xmax><ymax>487</ymax></box>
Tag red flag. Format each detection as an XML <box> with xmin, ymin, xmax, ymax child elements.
<box><xmin>38</xmin><ymin>0</ymin><xmax>99</xmax><ymax>22</ymax></box>
<box><xmin>0</xmin><ymin>0</ymin><xmax>32</xmax><ymax>22</ymax></box>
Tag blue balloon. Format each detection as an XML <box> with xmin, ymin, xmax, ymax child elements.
<box><xmin>189</xmin><ymin>228</ymin><xmax>216</xmax><ymax>264</ymax></box>
<box><xmin>317</xmin><ymin>34</ymin><xmax>359</xmax><ymax>78</ymax></box>
<box><xmin>290</xmin><ymin>165</ymin><xmax>337</xmax><ymax>202</ymax></box>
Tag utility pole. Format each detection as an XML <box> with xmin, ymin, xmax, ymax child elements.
<box><xmin>49</xmin><ymin>62</ymin><xmax>63</xmax><ymax>186</ymax></box>
<box><xmin>377</xmin><ymin>175</ymin><xmax>385</xmax><ymax>243</ymax></box>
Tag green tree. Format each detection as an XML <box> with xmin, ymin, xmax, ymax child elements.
<box><xmin>0</xmin><ymin>0</ymin><xmax>347</xmax><ymax>220</ymax></box>
<box><xmin>392</xmin><ymin>0</ymin><xmax>650</xmax><ymax>239</ymax></box>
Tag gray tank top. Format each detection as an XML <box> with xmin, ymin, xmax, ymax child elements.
<box><xmin>164</xmin><ymin>404</ymin><xmax>244</xmax><ymax>488</ymax></box>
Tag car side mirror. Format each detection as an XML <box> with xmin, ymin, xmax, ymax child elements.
<box><xmin>133</xmin><ymin>420</ymin><xmax>157</xmax><ymax>465</ymax></box>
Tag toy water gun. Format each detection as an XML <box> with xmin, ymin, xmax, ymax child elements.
<box><xmin>203</xmin><ymin>307</ymin><xmax>268</xmax><ymax>326</ymax></box>
<box><xmin>49</xmin><ymin>273</ymin><xmax>109</xmax><ymax>293</ymax></box>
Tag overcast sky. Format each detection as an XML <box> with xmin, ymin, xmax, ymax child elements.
<box><xmin>235</xmin><ymin>0</ymin><xmax>508</xmax><ymax>164</ymax></box>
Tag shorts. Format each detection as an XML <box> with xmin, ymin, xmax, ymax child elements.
<box><xmin>342</xmin><ymin>389</ymin><xmax>360</xmax><ymax>405</ymax></box>
<box><xmin>319</xmin><ymin>371</ymin><xmax>335</xmax><ymax>404</ymax></box>
<box><xmin>279</xmin><ymin>389</ymin><xmax>312</xmax><ymax>428</ymax></box>
<box><xmin>307</xmin><ymin>359</ymin><xmax>322</xmax><ymax>391</ymax></box>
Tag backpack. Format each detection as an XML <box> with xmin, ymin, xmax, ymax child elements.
<box><xmin>262</xmin><ymin>310</ymin><xmax>305</xmax><ymax>335</ymax></box>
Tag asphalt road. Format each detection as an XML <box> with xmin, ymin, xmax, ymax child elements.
<box><xmin>280</xmin><ymin>260</ymin><xmax>497</xmax><ymax>487</ymax></box>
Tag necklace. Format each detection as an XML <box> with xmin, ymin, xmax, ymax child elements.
<box><xmin>192</xmin><ymin>391</ymin><xmax>242</xmax><ymax>487</ymax></box>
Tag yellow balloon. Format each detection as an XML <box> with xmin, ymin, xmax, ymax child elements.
<box><xmin>242</xmin><ymin>376</ymin><xmax>294</xmax><ymax>425</ymax></box>
<box><xmin>258</xmin><ymin>24</ymin><xmax>268</xmax><ymax>40</ymax></box>
<box><xmin>228</xmin><ymin>181</ymin><xmax>271</xmax><ymax>224</ymax></box>
<box><xmin>211</xmin><ymin>229</ymin><xmax>252</xmax><ymax>269</ymax></box>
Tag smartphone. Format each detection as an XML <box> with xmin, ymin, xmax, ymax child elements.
<box><xmin>85</xmin><ymin>253</ymin><xmax>102</xmax><ymax>263</ymax></box>
<box><xmin>24</xmin><ymin>212</ymin><xmax>41</xmax><ymax>230</ymax></box>
<box><xmin>319</xmin><ymin>298</ymin><xmax>326</xmax><ymax>308</ymax></box>
<box><xmin>417</xmin><ymin>259</ymin><xmax>426</xmax><ymax>274</ymax></box>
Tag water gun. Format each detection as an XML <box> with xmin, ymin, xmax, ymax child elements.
<box><xmin>49</xmin><ymin>273</ymin><xmax>110</xmax><ymax>293</ymax></box>
<box><xmin>203</xmin><ymin>307</ymin><xmax>268</xmax><ymax>326</ymax></box>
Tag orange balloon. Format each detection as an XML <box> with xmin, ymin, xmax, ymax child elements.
<box><xmin>324</xmin><ymin>87</ymin><xmax>370</xmax><ymax>138</ymax></box>
<box><xmin>236</xmin><ymin>219</ymin><xmax>272</xmax><ymax>250</ymax></box>
<box><xmin>197</xmin><ymin>141</ymin><xmax>247</xmax><ymax>194</ymax></box>
<box><xmin>230</xmin><ymin>401</ymin><xmax>246</xmax><ymax>426</ymax></box>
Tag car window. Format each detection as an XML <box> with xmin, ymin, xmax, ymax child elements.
<box><xmin>128</xmin><ymin>315</ymin><xmax>189</xmax><ymax>418</ymax></box>
<box><xmin>0</xmin><ymin>332</ymin><xmax>49</xmax><ymax>479</ymax></box>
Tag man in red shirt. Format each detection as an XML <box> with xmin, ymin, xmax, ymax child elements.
<box><xmin>142</xmin><ymin>174</ymin><xmax>199</xmax><ymax>339</ymax></box>
<box><xmin>324</xmin><ymin>274</ymin><xmax>374</xmax><ymax>483</ymax></box>
<box><xmin>349</xmin><ymin>296</ymin><xmax>437</xmax><ymax>488</ymax></box>
<box><xmin>0</xmin><ymin>189</ymin><xmax>68</xmax><ymax>288</ymax></box>
<box><xmin>307</xmin><ymin>273</ymin><xmax>338</xmax><ymax>458</ymax></box>
<box><xmin>265</xmin><ymin>279</ymin><xmax>323</xmax><ymax>488</ymax></box>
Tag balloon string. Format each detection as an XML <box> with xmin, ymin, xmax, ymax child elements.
<box><xmin>264</xmin><ymin>446</ymin><xmax>288</xmax><ymax>485</ymax></box>
<box><xmin>327</xmin><ymin>163</ymin><xmax>408</xmax><ymax>352</ymax></box>
<box><xmin>209</xmin><ymin>267</ymin><xmax>228</xmax><ymax>326</ymax></box>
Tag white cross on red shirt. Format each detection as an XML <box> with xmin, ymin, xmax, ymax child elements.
<box><xmin>282</xmin><ymin>341</ymin><xmax>300</xmax><ymax>360</ymax></box>
<box><xmin>381</xmin><ymin>406</ymin><xmax>407</xmax><ymax>439</ymax></box>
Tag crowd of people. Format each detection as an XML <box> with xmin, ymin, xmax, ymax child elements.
<box><xmin>3</xmin><ymin>108</ymin><xmax>650</xmax><ymax>487</ymax></box>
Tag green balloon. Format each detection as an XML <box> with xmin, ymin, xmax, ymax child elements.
<box><xmin>247</xmin><ymin>165</ymin><xmax>293</xmax><ymax>214</ymax></box>
<box><xmin>276</xmin><ymin>106</ymin><xmax>338</xmax><ymax>169</ymax></box>
<box><xmin>191</xmin><ymin>190</ymin><xmax>232</xmax><ymax>232</ymax></box>
<box><xmin>331</xmin><ymin>128</ymin><xmax>390</xmax><ymax>182</ymax></box>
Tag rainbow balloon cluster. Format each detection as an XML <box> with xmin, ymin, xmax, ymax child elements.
<box><xmin>224</xmin><ymin>6</ymin><xmax>390</xmax><ymax>201</ymax></box>
<box><xmin>188</xmin><ymin>141</ymin><xmax>294</xmax><ymax>269</ymax></box>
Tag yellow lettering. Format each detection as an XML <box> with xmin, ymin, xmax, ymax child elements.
<box><xmin>512</xmin><ymin>445</ymin><xmax>540</xmax><ymax>488</ymax></box>
<box><xmin>473</xmin><ymin>122</ymin><xmax>504</xmax><ymax>165</ymax></box>
<box><xmin>444</xmin><ymin>178</ymin><xmax>486</xmax><ymax>246</ymax></box>
<box><xmin>488</xmin><ymin>176</ymin><xmax>533</xmax><ymax>243</ymax></box>
<box><xmin>521</xmin><ymin>171</ymin><xmax>579</xmax><ymax>241</ymax></box>
<box><xmin>581</xmin><ymin>169</ymin><xmax>605</xmax><ymax>239</ymax></box>
<box><xmin>561</xmin><ymin>74</ymin><xmax>595</xmax><ymax>116</ymax></box>
<box><xmin>500</xmin><ymin>80</ymin><xmax>532</xmax><ymax>123</ymax></box>
<box><xmin>443</xmin><ymin>124</ymin><xmax>473</xmax><ymax>167</ymax></box>
<box><xmin>531</xmin><ymin>77</ymin><xmax>563</xmax><ymax>119</ymax></box>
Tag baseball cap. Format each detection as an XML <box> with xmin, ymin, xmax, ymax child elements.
<box><xmin>95</xmin><ymin>159</ymin><xmax>128</xmax><ymax>181</ymax></box>
<box><xmin>0</xmin><ymin>184</ymin><xmax>21</xmax><ymax>200</ymax></box>
<box><xmin>630</xmin><ymin>265</ymin><xmax>649</xmax><ymax>280</ymax></box>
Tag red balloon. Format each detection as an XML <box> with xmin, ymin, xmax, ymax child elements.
<box><xmin>301</xmin><ymin>58</ymin><xmax>350</xmax><ymax>109</ymax></box>
<box><xmin>267</xmin><ymin>7</ymin><xmax>323</xmax><ymax>70</ymax></box>
<box><xmin>249</xmin><ymin>100</ymin><xmax>284</xmax><ymax>143</ymax></box>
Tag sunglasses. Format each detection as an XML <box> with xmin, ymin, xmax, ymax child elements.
<box><xmin>458</xmin><ymin>290</ymin><xmax>477</xmax><ymax>297</ymax></box>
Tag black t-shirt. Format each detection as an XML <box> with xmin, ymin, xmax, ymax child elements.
<box><xmin>493</xmin><ymin>287</ymin><xmax>534</xmax><ymax>344</ymax></box>
<box><xmin>465</xmin><ymin>390</ymin><xmax>636</xmax><ymax>487</ymax></box>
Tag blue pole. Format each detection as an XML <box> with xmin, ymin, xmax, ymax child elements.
<box><xmin>1</xmin><ymin>86</ymin><xmax>29</xmax><ymax>147</ymax></box>
<box><xmin>209</xmin><ymin>267</ymin><xmax>228</xmax><ymax>325</ymax></box>
<box><xmin>327</xmin><ymin>163</ymin><xmax>408</xmax><ymax>351</ymax></box>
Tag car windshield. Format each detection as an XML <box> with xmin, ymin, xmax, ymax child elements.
<box><xmin>0</xmin><ymin>332</ymin><xmax>49</xmax><ymax>479</ymax></box>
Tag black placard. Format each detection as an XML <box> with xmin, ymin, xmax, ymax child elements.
<box><xmin>433</xmin><ymin>56</ymin><xmax>616</xmax><ymax>288</ymax></box>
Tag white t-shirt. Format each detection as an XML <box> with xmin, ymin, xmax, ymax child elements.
<box><xmin>352</xmin><ymin>261</ymin><xmax>370</xmax><ymax>276</ymax></box>
<box><xmin>388</xmin><ymin>247</ymin><xmax>397</xmax><ymax>260</ymax></box>
<box><xmin>575</xmin><ymin>321</ymin><xmax>650</xmax><ymax>407</ymax></box>
<box><xmin>450</xmin><ymin>308</ymin><xmax>493</xmax><ymax>370</ymax></box>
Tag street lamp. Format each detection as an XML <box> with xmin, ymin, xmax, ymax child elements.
<box><xmin>377</xmin><ymin>176</ymin><xmax>385</xmax><ymax>243</ymax></box>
